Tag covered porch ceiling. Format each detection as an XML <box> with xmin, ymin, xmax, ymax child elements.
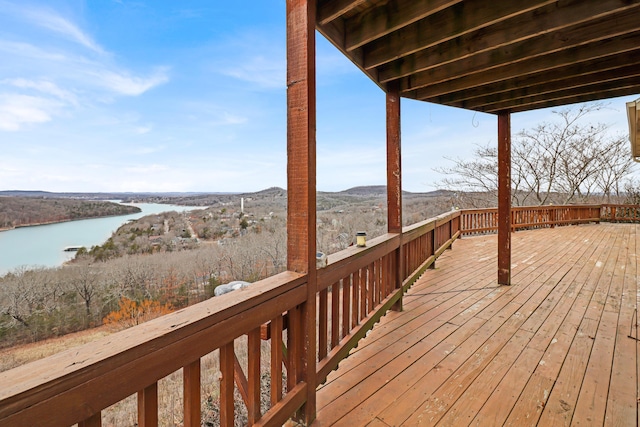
<box><xmin>316</xmin><ymin>0</ymin><xmax>640</xmax><ymax>114</ymax></box>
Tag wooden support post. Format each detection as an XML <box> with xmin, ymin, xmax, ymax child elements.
<box><xmin>498</xmin><ymin>112</ymin><xmax>511</xmax><ymax>285</ymax></box>
<box><xmin>286</xmin><ymin>0</ymin><xmax>317</xmax><ymax>423</ymax></box>
<box><xmin>386</xmin><ymin>81</ymin><xmax>403</xmax><ymax>311</ymax></box>
<box><xmin>137</xmin><ymin>383</ymin><xmax>158</xmax><ymax>427</ymax></box>
<box><xmin>183</xmin><ymin>360</ymin><xmax>201</xmax><ymax>427</ymax></box>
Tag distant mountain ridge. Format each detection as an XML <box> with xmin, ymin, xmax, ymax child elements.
<box><xmin>0</xmin><ymin>190</ymin><xmax>217</xmax><ymax>200</ymax></box>
<box><xmin>0</xmin><ymin>186</ymin><xmax>453</xmax><ymax>204</ymax></box>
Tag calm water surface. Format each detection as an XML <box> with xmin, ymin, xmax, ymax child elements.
<box><xmin>0</xmin><ymin>203</ymin><xmax>202</xmax><ymax>276</ymax></box>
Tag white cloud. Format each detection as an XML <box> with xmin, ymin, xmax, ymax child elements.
<box><xmin>0</xmin><ymin>93</ymin><xmax>61</xmax><ymax>131</ymax></box>
<box><xmin>1</xmin><ymin>1</ymin><xmax>105</xmax><ymax>54</ymax></box>
<box><xmin>211</xmin><ymin>29</ymin><xmax>286</xmax><ymax>90</ymax></box>
<box><xmin>221</xmin><ymin>54</ymin><xmax>284</xmax><ymax>89</ymax></box>
<box><xmin>91</xmin><ymin>68</ymin><xmax>170</xmax><ymax>96</ymax></box>
<box><xmin>134</xmin><ymin>125</ymin><xmax>153</xmax><ymax>135</ymax></box>
<box><xmin>2</xmin><ymin>78</ymin><xmax>78</xmax><ymax>105</ymax></box>
<box><xmin>0</xmin><ymin>2</ymin><xmax>170</xmax><ymax>134</ymax></box>
<box><xmin>0</xmin><ymin>40</ymin><xmax>68</xmax><ymax>61</ymax></box>
<box><xmin>212</xmin><ymin>111</ymin><xmax>247</xmax><ymax>126</ymax></box>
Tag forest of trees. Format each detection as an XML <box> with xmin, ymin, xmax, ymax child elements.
<box><xmin>0</xmin><ymin>197</ymin><xmax>140</xmax><ymax>230</ymax></box>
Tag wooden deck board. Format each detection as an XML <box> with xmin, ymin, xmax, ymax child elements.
<box><xmin>436</xmin><ymin>225</ymin><xmax>608</xmax><ymax>427</ymax></box>
<box><xmin>313</xmin><ymin>223</ymin><xmax>638</xmax><ymax>427</ymax></box>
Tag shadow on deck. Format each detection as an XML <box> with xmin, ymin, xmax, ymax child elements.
<box><xmin>314</xmin><ymin>223</ymin><xmax>639</xmax><ymax>426</ymax></box>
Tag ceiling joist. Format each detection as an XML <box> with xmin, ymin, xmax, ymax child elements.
<box><xmin>317</xmin><ymin>0</ymin><xmax>640</xmax><ymax>113</ymax></box>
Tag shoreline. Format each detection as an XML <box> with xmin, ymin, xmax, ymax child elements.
<box><xmin>0</xmin><ymin>210</ymin><xmax>141</xmax><ymax>233</ymax></box>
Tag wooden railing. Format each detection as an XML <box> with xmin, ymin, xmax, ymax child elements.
<box><xmin>600</xmin><ymin>204</ymin><xmax>640</xmax><ymax>222</ymax></box>
<box><xmin>460</xmin><ymin>205</ymin><xmax>601</xmax><ymax>235</ymax></box>
<box><xmin>460</xmin><ymin>203</ymin><xmax>640</xmax><ymax>235</ymax></box>
<box><xmin>0</xmin><ymin>211</ymin><xmax>461</xmax><ymax>426</ymax></box>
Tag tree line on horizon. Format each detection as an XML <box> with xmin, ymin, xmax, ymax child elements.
<box><xmin>0</xmin><ymin>197</ymin><xmax>140</xmax><ymax>230</ymax></box>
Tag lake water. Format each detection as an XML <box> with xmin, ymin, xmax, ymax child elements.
<box><xmin>0</xmin><ymin>203</ymin><xmax>203</xmax><ymax>276</ymax></box>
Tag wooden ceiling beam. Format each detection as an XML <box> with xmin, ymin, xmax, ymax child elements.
<box><xmin>378</xmin><ymin>0</ymin><xmax>640</xmax><ymax>82</ymax></box>
<box><xmin>344</xmin><ymin>0</ymin><xmax>461</xmax><ymax>51</ymax></box>
<box><xmin>364</xmin><ymin>0</ymin><xmax>554</xmax><ymax>70</ymax></box>
<box><xmin>317</xmin><ymin>0</ymin><xmax>640</xmax><ymax>113</ymax></box>
<box><xmin>317</xmin><ymin>0</ymin><xmax>367</xmax><ymax>26</ymax></box>
<box><xmin>405</xmin><ymin>19</ymin><xmax>640</xmax><ymax>95</ymax></box>
<box><xmin>410</xmin><ymin>33</ymin><xmax>640</xmax><ymax>100</ymax></box>
<box><xmin>388</xmin><ymin>4</ymin><xmax>640</xmax><ymax>85</ymax></box>
<box><xmin>464</xmin><ymin>72</ymin><xmax>640</xmax><ymax>112</ymax></box>
<box><xmin>428</xmin><ymin>54</ymin><xmax>640</xmax><ymax>105</ymax></box>
<box><xmin>489</xmin><ymin>85</ymin><xmax>640</xmax><ymax>114</ymax></box>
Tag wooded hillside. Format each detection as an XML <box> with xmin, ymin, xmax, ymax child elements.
<box><xmin>0</xmin><ymin>197</ymin><xmax>141</xmax><ymax>229</ymax></box>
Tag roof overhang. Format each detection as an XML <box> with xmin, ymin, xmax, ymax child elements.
<box><xmin>629</xmin><ymin>99</ymin><xmax>640</xmax><ymax>161</ymax></box>
<box><xmin>316</xmin><ymin>0</ymin><xmax>640</xmax><ymax>114</ymax></box>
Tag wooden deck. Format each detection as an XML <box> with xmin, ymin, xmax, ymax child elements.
<box><xmin>313</xmin><ymin>223</ymin><xmax>639</xmax><ymax>426</ymax></box>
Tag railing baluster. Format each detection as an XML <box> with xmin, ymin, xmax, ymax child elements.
<box><xmin>220</xmin><ymin>342</ymin><xmax>235</xmax><ymax>427</ymax></box>
<box><xmin>248</xmin><ymin>328</ymin><xmax>261</xmax><ymax>425</ymax></box>
<box><xmin>373</xmin><ymin>259</ymin><xmax>379</xmax><ymax>305</ymax></box>
<box><xmin>79</xmin><ymin>412</ymin><xmax>101</xmax><ymax>427</ymax></box>
<box><xmin>331</xmin><ymin>281</ymin><xmax>340</xmax><ymax>348</ymax></box>
<box><xmin>428</xmin><ymin>230</ymin><xmax>436</xmax><ymax>269</ymax></box>
<box><xmin>233</xmin><ymin>354</ymin><xmax>249</xmax><ymax>406</ymax></box>
<box><xmin>359</xmin><ymin>268</ymin><xmax>366</xmax><ymax>321</ymax></box>
<box><xmin>352</xmin><ymin>270</ymin><xmax>359</xmax><ymax>328</ymax></box>
<box><xmin>138</xmin><ymin>382</ymin><xmax>158</xmax><ymax>427</ymax></box>
<box><xmin>318</xmin><ymin>288</ymin><xmax>328</xmax><ymax>360</ymax></box>
<box><xmin>286</xmin><ymin>306</ymin><xmax>301</xmax><ymax>391</ymax></box>
<box><xmin>270</xmin><ymin>315</ymin><xmax>283</xmax><ymax>406</ymax></box>
<box><xmin>367</xmin><ymin>264</ymin><xmax>374</xmax><ymax>312</ymax></box>
<box><xmin>342</xmin><ymin>275</ymin><xmax>351</xmax><ymax>338</ymax></box>
<box><xmin>183</xmin><ymin>360</ymin><xmax>201</xmax><ymax>427</ymax></box>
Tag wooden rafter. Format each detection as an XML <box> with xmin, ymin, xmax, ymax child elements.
<box><xmin>316</xmin><ymin>0</ymin><xmax>640</xmax><ymax>113</ymax></box>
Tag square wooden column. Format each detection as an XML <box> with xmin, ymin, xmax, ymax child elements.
<box><xmin>386</xmin><ymin>82</ymin><xmax>403</xmax><ymax>311</ymax></box>
<box><xmin>286</xmin><ymin>0</ymin><xmax>317</xmax><ymax>423</ymax></box>
<box><xmin>497</xmin><ymin>112</ymin><xmax>511</xmax><ymax>285</ymax></box>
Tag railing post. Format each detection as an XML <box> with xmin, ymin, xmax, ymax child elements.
<box><xmin>497</xmin><ymin>111</ymin><xmax>511</xmax><ymax>285</ymax></box>
<box><xmin>138</xmin><ymin>383</ymin><xmax>158</xmax><ymax>427</ymax></box>
<box><xmin>248</xmin><ymin>328</ymin><xmax>262</xmax><ymax>424</ymax></box>
<box><xmin>386</xmin><ymin>80</ymin><xmax>403</xmax><ymax>312</ymax></box>
<box><xmin>286</xmin><ymin>0</ymin><xmax>317</xmax><ymax>422</ymax></box>
<box><xmin>430</xmin><ymin>225</ymin><xmax>437</xmax><ymax>269</ymax></box>
<box><xmin>183</xmin><ymin>360</ymin><xmax>201</xmax><ymax>427</ymax></box>
<box><xmin>220</xmin><ymin>342</ymin><xmax>235</xmax><ymax>427</ymax></box>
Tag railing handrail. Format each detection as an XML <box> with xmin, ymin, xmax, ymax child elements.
<box><xmin>461</xmin><ymin>203</ymin><xmax>602</xmax><ymax>213</ymax></box>
<box><xmin>601</xmin><ymin>203</ymin><xmax>640</xmax><ymax>208</ymax></box>
<box><xmin>0</xmin><ymin>271</ymin><xmax>307</xmax><ymax>426</ymax></box>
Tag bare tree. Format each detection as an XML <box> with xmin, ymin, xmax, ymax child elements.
<box><xmin>435</xmin><ymin>144</ymin><xmax>498</xmax><ymax>207</ymax></box>
<box><xmin>436</xmin><ymin>104</ymin><xmax>635</xmax><ymax>205</ymax></box>
<box><xmin>66</xmin><ymin>266</ymin><xmax>103</xmax><ymax>325</ymax></box>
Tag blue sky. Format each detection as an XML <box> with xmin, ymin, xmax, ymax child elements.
<box><xmin>0</xmin><ymin>1</ymin><xmax>636</xmax><ymax>193</ymax></box>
